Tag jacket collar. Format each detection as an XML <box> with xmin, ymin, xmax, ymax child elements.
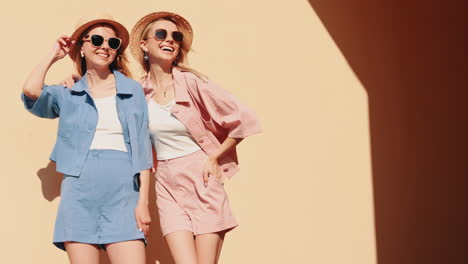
<box><xmin>142</xmin><ymin>67</ymin><xmax>190</xmax><ymax>103</ymax></box>
<box><xmin>71</xmin><ymin>70</ymin><xmax>133</xmax><ymax>95</ymax></box>
<box><xmin>172</xmin><ymin>67</ymin><xmax>191</xmax><ymax>103</ymax></box>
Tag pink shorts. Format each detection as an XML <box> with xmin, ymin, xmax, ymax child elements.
<box><xmin>155</xmin><ymin>150</ymin><xmax>238</xmax><ymax>236</ymax></box>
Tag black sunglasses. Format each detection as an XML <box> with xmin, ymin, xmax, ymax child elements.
<box><xmin>153</xmin><ymin>29</ymin><xmax>184</xmax><ymax>43</ymax></box>
<box><xmin>83</xmin><ymin>34</ymin><xmax>122</xmax><ymax>50</ymax></box>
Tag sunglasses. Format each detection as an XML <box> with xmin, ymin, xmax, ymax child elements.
<box><xmin>83</xmin><ymin>34</ymin><xmax>122</xmax><ymax>50</ymax></box>
<box><xmin>153</xmin><ymin>29</ymin><xmax>184</xmax><ymax>43</ymax></box>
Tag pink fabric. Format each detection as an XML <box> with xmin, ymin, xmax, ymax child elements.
<box><xmin>155</xmin><ymin>150</ymin><xmax>238</xmax><ymax>236</ymax></box>
<box><xmin>141</xmin><ymin>67</ymin><xmax>262</xmax><ymax>179</ymax></box>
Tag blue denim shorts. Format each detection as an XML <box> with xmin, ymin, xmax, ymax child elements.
<box><xmin>53</xmin><ymin>149</ymin><xmax>145</xmax><ymax>251</ymax></box>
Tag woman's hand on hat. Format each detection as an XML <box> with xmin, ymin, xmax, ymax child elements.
<box><xmin>49</xmin><ymin>35</ymin><xmax>75</xmax><ymax>63</ymax></box>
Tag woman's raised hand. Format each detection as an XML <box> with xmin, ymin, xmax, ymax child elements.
<box><xmin>49</xmin><ymin>35</ymin><xmax>75</xmax><ymax>62</ymax></box>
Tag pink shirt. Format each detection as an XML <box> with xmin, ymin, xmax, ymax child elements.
<box><xmin>141</xmin><ymin>68</ymin><xmax>262</xmax><ymax>179</ymax></box>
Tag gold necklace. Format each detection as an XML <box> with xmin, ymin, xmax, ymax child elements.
<box><xmin>152</xmin><ymin>80</ymin><xmax>171</xmax><ymax>99</ymax></box>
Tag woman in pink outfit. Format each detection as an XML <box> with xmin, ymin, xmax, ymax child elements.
<box><xmin>129</xmin><ymin>12</ymin><xmax>261</xmax><ymax>263</ymax></box>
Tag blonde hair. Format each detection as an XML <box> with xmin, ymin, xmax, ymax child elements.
<box><xmin>72</xmin><ymin>23</ymin><xmax>131</xmax><ymax>78</ymax></box>
<box><xmin>138</xmin><ymin>17</ymin><xmax>207</xmax><ymax>81</ymax></box>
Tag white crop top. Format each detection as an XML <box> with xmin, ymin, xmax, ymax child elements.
<box><xmin>148</xmin><ymin>99</ymin><xmax>200</xmax><ymax>160</ymax></box>
<box><xmin>89</xmin><ymin>96</ymin><xmax>127</xmax><ymax>152</ymax></box>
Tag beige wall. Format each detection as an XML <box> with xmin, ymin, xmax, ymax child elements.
<box><xmin>0</xmin><ymin>0</ymin><xmax>376</xmax><ymax>263</ymax></box>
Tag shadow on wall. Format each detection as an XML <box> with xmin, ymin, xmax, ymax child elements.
<box><xmin>306</xmin><ymin>1</ymin><xmax>465</xmax><ymax>263</ymax></box>
<box><xmin>37</xmin><ymin>161</ymin><xmax>62</xmax><ymax>201</ymax></box>
<box><xmin>145</xmin><ymin>169</ymin><xmax>174</xmax><ymax>264</ymax></box>
<box><xmin>37</xmin><ymin>155</ymin><xmax>173</xmax><ymax>263</ymax></box>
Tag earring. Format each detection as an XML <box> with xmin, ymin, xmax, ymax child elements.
<box><xmin>144</xmin><ymin>51</ymin><xmax>149</xmax><ymax>61</ymax></box>
<box><xmin>80</xmin><ymin>52</ymin><xmax>84</xmax><ymax>58</ymax></box>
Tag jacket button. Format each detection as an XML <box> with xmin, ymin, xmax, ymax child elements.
<box><xmin>198</xmin><ymin>139</ymin><xmax>204</xmax><ymax>143</ymax></box>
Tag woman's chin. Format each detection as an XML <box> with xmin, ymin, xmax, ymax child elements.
<box><xmin>151</xmin><ymin>57</ymin><xmax>176</xmax><ymax>67</ymax></box>
<box><xmin>87</xmin><ymin>59</ymin><xmax>113</xmax><ymax>70</ymax></box>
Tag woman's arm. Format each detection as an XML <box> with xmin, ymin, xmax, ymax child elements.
<box><xmin>22</xmin><ymin>36</ymin><xmax>74</xmax><ymax>99</ymax></box>
<box><xmin>133</xmin><ymin>83</ymin><xmax>153</xmax><ymax>237</ymax></box>
<box><xmin>134</xmin><ymin>169</ymin><xmax>151</xmax><ymax>237</ymax></box>
<box><xmin>189</xmin><ymin>78</ymin><xmax>261</xmax><ymax>183</ymax></box>
<box><xmin>203</xmin><ymin>137</ymin><xmax>244</xmax><ymax>184</ymax></box>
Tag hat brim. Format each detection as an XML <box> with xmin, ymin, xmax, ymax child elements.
<box><xmin>129</xmin><ymin>12</ymin><xmax>193</xmax><ymax>62</ymax></box>
<box><xmin>69</xmin><ymin>19</ymin><xmax>129</xmax><ymax>59</ymax></box>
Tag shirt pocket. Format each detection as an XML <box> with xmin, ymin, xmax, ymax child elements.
<box><xmin>57</xmin><ymin>99</ymin><xmax>85</xmax><ymax>139</ymax></box>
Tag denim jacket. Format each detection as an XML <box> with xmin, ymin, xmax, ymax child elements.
<box><xmin>21</xmin><ymin>71</ymin><xmax>153</xmax><ymax>177</ymax></box>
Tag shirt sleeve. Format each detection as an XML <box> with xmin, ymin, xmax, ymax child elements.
<box><xmin>194</xmin><ymin>78</ymin><xmax>262</xmax><ymax>138</ymax></box>
<box><xmin>135</xmin><ymin>83</ymin><xmax>154</xmax><ymax>172</ymax></box>
<box><xmin>21</xmin><ymin>84</ymin><xmax>63</xmax><ymax>119</ymax></box>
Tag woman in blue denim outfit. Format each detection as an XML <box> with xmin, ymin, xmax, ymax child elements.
<box><xmin>21</xmin><ymin>17</ymin><xmax>153</xmax><ymax>264</ymax></box>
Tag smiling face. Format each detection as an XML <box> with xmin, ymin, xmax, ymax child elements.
<box><xmin>140</xmin><ymin>19</ymin><xmax>181</xmax><ymax>66</ymax></box>
<box><xmin>80</xmin><ymin>24</ymin><xmax>119</xmax><ymax>70</ymax></box>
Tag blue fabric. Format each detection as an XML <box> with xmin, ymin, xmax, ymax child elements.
<box><xmin>21</xmin><ymin>71</ymin><xmax>153</xmax><ymax>177</ymax></box>
<box><xmin>53</xmin><ymin>149</ymin><xmax>145</xmax><ymax>251</ymax></box>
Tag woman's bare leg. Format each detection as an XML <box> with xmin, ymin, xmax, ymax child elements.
<box><xmin>165</xmin><ymin>230</ymin><xmax>198</xmax><ymax>264</ymax></box>
<box><xmin>195</xmin><ymin>232</ymin><xmax>226</xmax><ymax>264</ymax></box>
<box><xmin>105</xmin><ymin>240</ymin><xmax>146</xmax><ymax>264</ymax></box>
<box><xmin>64</xmin><ymin>242</ymin><xmax>100</xmax><ymax>264</ymax></box>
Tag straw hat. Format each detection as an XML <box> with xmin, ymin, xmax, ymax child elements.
<box><xmin>129</xmin><ymin>12</ymin><xmax>193</xmax><ymax>63</ymax></box>
<box><xmin>69</xmin><ymin>16</ymin><xmax>129</xmax><ymax>59</ymax></box>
